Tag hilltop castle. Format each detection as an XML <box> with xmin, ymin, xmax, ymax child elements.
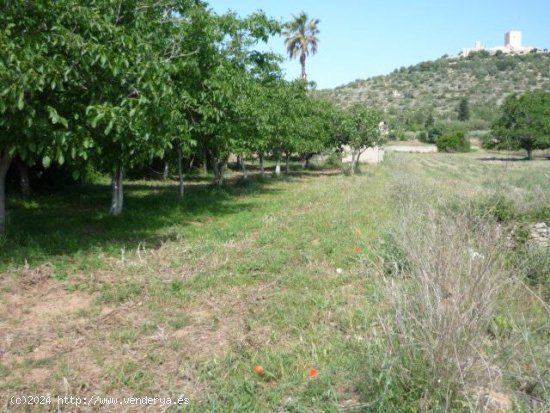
<box><xmin>460</xmin><ymin>31</ymin><xmax>542</xmax><ymax>57</ymax></box>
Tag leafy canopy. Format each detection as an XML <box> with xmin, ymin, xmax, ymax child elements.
<box><xmin>339</xmin><ymin>104</ymin><xmax>384</xmax><ymax>152</ymax></box>
<box><xmin>486</xmin><ymin>91</ymin><xmax>550</xmax><ymax>158</ymax></box>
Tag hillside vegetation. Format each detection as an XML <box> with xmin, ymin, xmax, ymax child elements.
<box><xmin>318</xmin><ymin>52</ymin><xmax>550</xmax><ymax>132</ymax></box>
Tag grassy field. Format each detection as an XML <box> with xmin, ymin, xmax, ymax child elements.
<box><xmin>1</xmin><ymin>152</ymin><xmax>549</xmax><ymax>411</ymax></box>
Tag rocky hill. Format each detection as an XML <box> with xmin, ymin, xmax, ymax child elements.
<box><xmin>318</xmin><ymin>52</ymin><xmax>550</xmax><ymax>131</ymax></box>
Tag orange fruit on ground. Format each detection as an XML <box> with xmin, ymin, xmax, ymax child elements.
<box><xmin>308</xmin><ymin>367</ymin><xmax>318</xmax><ymax>378</ymax></box>
<box><xmin>254</xmin><ymin>365</ymin><xmax>264</xmax><ymax>375</ymax></box>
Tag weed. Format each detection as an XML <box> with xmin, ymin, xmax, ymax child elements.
<box><xmin>111</xmin><ymin>328</ymin><xmax>139</xmax><ymax>345</ymax></box>
<box><xmin>97</xmin><ymin>282</ymin><xmax>143</xmax><ymax>304</ymax></box>
<box><xmin>107</xmin><ymin>360</ymin><xmax>153</xmax><ymax>393</ymax></box>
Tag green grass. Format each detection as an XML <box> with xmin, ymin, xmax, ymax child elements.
<box><xmin>1</xmin><ymin>153</ymin><xmax>549</xmax><ymax>411</ymax></box>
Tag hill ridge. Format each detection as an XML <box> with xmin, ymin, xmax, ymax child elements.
<box><xmin>318</xmin><ymin>52</ymin><xmax>550</xmax><ymax>131</ymax></box>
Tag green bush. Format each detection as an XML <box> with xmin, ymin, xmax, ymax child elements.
<box><xmin>513</xmin><ymin>244</ymin><xmax>550</xmax><ymax>289</ymax></box>
<box><xmin>472</xmin><ymin>195</ymin><xmax>517</xmax><ymax>223</ymax></box>
<box><xmin>436</xmin><ymin>131</ymin><xmax>470</xmax><ymax>152</ymax></box>
<box><xmin>417</xmin><ymin>131</ymin><xmax>429</xmax><ymax>143</ymax></box>
<box><xmin>419</xmin><ymin>125</ymin><xmax>444</xmax><ymax>143</ymax></box>
<box><xmin>323</xmin><ymin>151</ymin><xmax>343</xmax><ymax>168</ymax></box>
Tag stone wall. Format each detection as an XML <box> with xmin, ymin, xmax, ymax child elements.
<box><xmin>341</xmin><ymin>146</ymin><xmax>384</xmax><ymax>164</ymax></box>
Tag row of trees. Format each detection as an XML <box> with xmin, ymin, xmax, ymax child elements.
<box><xmin>0</xmin><ymin>2</ymin><xmax>384</xmax><ymax>234</ymax></box>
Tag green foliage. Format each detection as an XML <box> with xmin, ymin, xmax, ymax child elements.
<box><xmin>436</xmin><ymin>131</ymin><xmax>470</xmax><ymax>152</ymax></box>
<box><xmin>318</xmin><ymin>53</ymin><xmax>550</xmax><ymax>135</ymax></box>
<box><xmin>487</xmin><ymin>91</ymin><xmax>550</xmax><ymax>159</ymax></box>
<box><xmin>339</xmin><ymin>104</ymin><xmax>384</xmax><ymax>151</ymax></box>
<box><xmin>513</xmin><ymin>244</ymin><xmax>550</xmax><ymax>288</ymax></box>
<box><xmin>457</xmin><ymin>97</ymin><xmax>470</xmax><ymax>121</ymax></box>
<box><xmin>417</xmin><ymin>131</ymin><xmax>428</xmax><ymax>142</ymax></box>
<box><xmin>323</xmin><ymin>151</ymin><xmax>343</xmax><ymax>168</ymax></box>
<box><xmin>424</xmin><ymin>112</ymin><xmax>435</xmax><ymax>128</ymax></box>
<box><xmin>474</xmin><ymin>196</ymin><xmax>517</xmax><ymax>223</ymax></box>
<box><xmin>283</xmin><ymin>12</ymin><xmax>319</xmax><ymax>80</ymax></box>
<box><xmin>419</xmin><ymin>125</ymin><xmax>444</xmax><ymax>143</ymax></box>
<box><xmin>0</xmin><ymin>0</ymin><xmax>337</xmax><ymax>229</ymax></box>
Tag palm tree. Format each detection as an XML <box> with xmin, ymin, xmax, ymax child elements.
<box><xmin>283</xmin><ymin>12</ymin><xmax>319</xmax><ymax>80</ymax></box>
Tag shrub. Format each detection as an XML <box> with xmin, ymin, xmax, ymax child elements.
<box><xmin>323</xmin><ymin>151</ymin><xmax>343</xmax><ymax>168</ymax></box>
<box><xmin>362</xmin><ymin>207</ymin><xmax>509</xmax><ymax>410</ymax></box>
<box><xmin>475</xmin><ymin>196</ymin><xmax>517</xmax><ymax>223</ymax></box>
<box><xmin>513</xmin><ymin>243</ymin><xmax>550</xmax><ymax>288</ymax></box>
<box><xmin>388</xmin><ymin>130</ymin><xmax>407</xmax><ymax>141</ymax></box>
<box><xmin>417</xmin><ymin>130</ymin><xmax>429</xmax><ymax>143</ymax></box>
<box><xmin>436</xmin><ymin>131</ymin><xmax>470</xmax><ymax>152</ymax></box>
<box><xmin>419</xmin><ymin>125</ymin><xmax>444</xmax><ymax>143</ymax></box>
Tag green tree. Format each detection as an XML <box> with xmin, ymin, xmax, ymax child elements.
<box><xmin>457</xmin><ymin>97</ymin><xmax>470</xmax><ymax>121</ymax></box>
<box><xmin>0</xmin><ymin>0</ymin><xmax>204</xmax><ymax>228</ymax></box>
<box><xmin>283</xmin><ymin>12</ymin><xmax>319</xmax><ymax>80</ymax></box>
<box><xmin>63</xmin><ymin>0</ymin><xmax>195</xmax><ymax>215</ymax></box>
<box><xmin>0</xmin><ymin>0</ymin><xmax>87</xmax><ymax>233</ymax></box>
<box><xmin>190</xmin><ymin>11</ymin><xmax>280</xmax><ymax>185</ymax></box>
<box><xmin>296</xmin><ymin>96</ymin><xmax>337</xmax><ymax>168</ymax></box>
<box><xmin>487</xmin><ymin>91</ymin><xmax>550</xmax><ymax>160</ymax></box>
<box><xmin>424</xmin><ymin>112</ymin><xmax>435</xmax><ymax>128</ymax></box>
<box><xmin>339</xmin><ymin>104</ymin><xmax>384</xmax><ymax>175</ymax></box>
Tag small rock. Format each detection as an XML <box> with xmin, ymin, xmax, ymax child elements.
<box><xmin>529</xmin><ymin>222</ymin><xmax>549</xmax><ymax>244</ymax></box>
<box><xmin>336</xmin><ymin>268</ymin><xmax>343</xmax><ymax>274</ymax></box>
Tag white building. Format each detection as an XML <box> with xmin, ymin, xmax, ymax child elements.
<box><xmin>460</xmin><ymin>31</ymin><xmax>535</xmax><ymax>57</ymax></box>
<box><xmin>505</xmin><ymin>31</ymin><xmax>522</xmax><ymax>49</ymax></box>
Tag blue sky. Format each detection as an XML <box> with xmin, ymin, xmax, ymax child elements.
<box><xmin>206</xmin><ymin>0</ymin><xmax>550</xmax><ymax>89</ymax></box>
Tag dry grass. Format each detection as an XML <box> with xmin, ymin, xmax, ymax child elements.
<box><xmin>386</xmin><ymin>207</ymin><xmax>509</xmax><ymax>409</ymax></box>
<box><xmin>360</xmin><ymin>152</ymin><xmax>549</xmax><ymax>411</ymax></box>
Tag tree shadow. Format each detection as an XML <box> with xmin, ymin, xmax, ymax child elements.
<box><xmin>477</xmin><ymin>156</ymin><xmax>531</xmax><ymax>162</ymax></box>
<box><xmin>1</xmin><ymin>174</ymin><xmax>282</xmax><ymax>270</ymax></box>
<box><xmin>477</xmin><ymin>150</ymin><xmax>550</xmax><ymax>162</ymax></box>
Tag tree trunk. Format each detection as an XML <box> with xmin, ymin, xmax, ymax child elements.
<box><xmin>0</xmin><ymin>150</ymin><xmax>13</xmax><ymax>234</ymax></box>
<box><xmin>303</xmin><ymin>154</ymin><xmax>310</xmax><ymax>169</ymax></box>
<box><xmin>209</xmin><ymin>153</ymin><xmax>224</xmax><ymax>186</ymax></box>
<box><xmin>0</xmin><ymin>176</ymin><xmax>5</xmax><ymax>235</ymax></box>
<box><xmin>300</xmin><ymin>53</ymin><xmax>306</xmax><ymax>80</ymax></box>
<box><xmin>241</xmin><ymin>154</ymin><xmax>248</xmax><ymax>179</ymax></box>
<box><xmin>222</xmin><ymin>161</ymin><xmax>227</xmax><ymax>179</ymax></box>
<box><xmin>526</xmin><ymin>147</ymin><xmax>533</xmax><ymax>160</ymax></box>
<box><xmin>351</xmin><ymin>149</ymin><xmax>365</xmax><ymax>175</ymax></box>
<box><xmin>177</xmin><ymin>147</ymin><xmax>184</xmax><ymax>199</ymax></box>
<box><xmin>285</xmin><ymin>153</ymin><xmax>290</xmax><ymax>175</ymax></box>
<box><xmin>110</xmin><ymin>166</ymin><xmax>124</xmax><ymax>216</ymax></box>
<box><xmin>259</xmin><ymin>153</ymin><xmax>265</xmax><ymax>177</ymax></box>
<box><xmin>275</xmin><ymin>158</ymin><xmax>281</xmax><ymax>176</ymax></box>
<box><xmin>14</xmin><ymin>158</ymin><xmax>31</xmax><ymax>196</ymax></box>
<box><xmin>203</xmin><ymin>152</ymin><xmax>208</xmax><ymax>175</ymax></box>
<box><xmin>350</xmin><ymin>152</ymin><xmax>357</xmax><ymax>176</ymax></box>
<box><xmin>162</xmin><ymin>162</ymin><xmax>169</xmax><ymax>180</ymax></box>
<box><xmin>210</xmin><ymin>155</ymin><xmax>220</xmax><ymax>183</ymax></box>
